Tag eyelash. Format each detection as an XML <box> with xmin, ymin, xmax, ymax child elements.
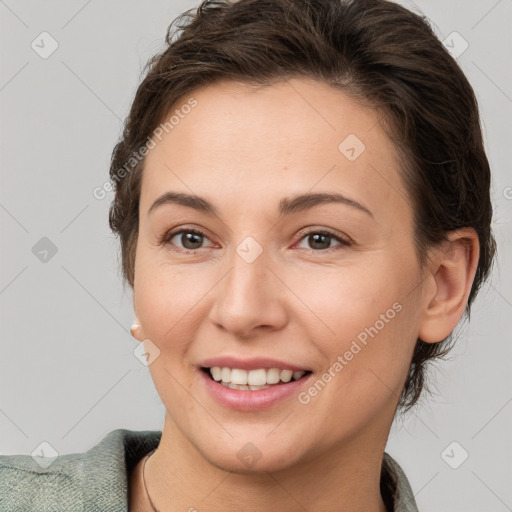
<box><xmin>158</xmin><ymin>227</ymin><xmax>352</xmax><ymax>254</ymax></box>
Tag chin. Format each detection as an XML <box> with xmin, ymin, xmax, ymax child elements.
<box><xmin>194</xmin><ymin>435</ymin><xmax>306</xmax><ymax>475</ymax></box>
<box><xmin>207</xmin><ymin>449</ymin><xmax>302</xmax><ymax>475</ymax></box>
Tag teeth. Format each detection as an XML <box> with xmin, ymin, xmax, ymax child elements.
<box><xmin>208</xmin><ymin>367</ymin><xmax>307</xmax><ymax>386</ymax></box>
<box><xmin>267</xmin><ymin>368</ymin><xmax>281</xmax><ymax>384</ymax></box>
<box><xmin>225</xmin><ymin>382</ymin><xmax>268</xmax><ymax>390</ymax></box>
<box><xmin>221</xmin><ymin>367</ymin><xmax>231</xmax><ymax>382</ymax></box>
<box><xmin>228</xmin><ymin>383</ymin><xmax>251</xmax><ymax>390</ymax></box>
<box><xmin>248</xmin><ymin>368</ymin><xmax>267</xmax><ymax>386</ymax></box>
<box><xmin>231</xmin><ymin>368</ymin><xmax>248</xmax><ymax>385</ymax></box>
<box><xmin>210</xmin><ymin>367</ymin><xmax>222</xmax><ymax>381</ymax></box>
<box><xmin>280</xmin><ymin>370</ymin><xmax>293</xmax><ymax>383</ymax></box>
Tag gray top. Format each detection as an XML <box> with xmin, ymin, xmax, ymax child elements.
<box><xmin>0</xmin><ymin>429</ymin><xmax>419</xmax><ymax>511</ymax></box>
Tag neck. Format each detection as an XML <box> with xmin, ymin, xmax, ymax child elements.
<box><xmin>138</xmin><ymin>415</ymin><xmax>390</xmax><ymax>512</ymax></box>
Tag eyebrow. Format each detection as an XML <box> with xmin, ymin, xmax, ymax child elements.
<box><xmin>147</xmin><ymin>191</ymin><xmax>373</xmax><ymax>218</ymax></box>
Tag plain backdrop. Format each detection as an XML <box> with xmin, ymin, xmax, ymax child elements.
<box><xmin>1</xmin><ymin>1</ymin><xmax>511</xmax><ymax>510</ymax></box>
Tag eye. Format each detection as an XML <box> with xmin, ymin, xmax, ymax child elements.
<box><xmin>159</xmin><ymin>227</ymin><xmax>351</xmax><ymax>253</ymax></box>
<box><xmin>295</xmin><ymin>229</ymin><xmax>351</xmax><ymax>251</ymax></box>
<box><xmin>160</xmin><ymin>228</ymin><xmax>215</xmax><ymax>251</ymax></box>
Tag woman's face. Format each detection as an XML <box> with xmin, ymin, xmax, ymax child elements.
<box><xmin>133</xmin><ymin>78</ymin><xmax>427</xmax><ymax>472</ymax></box>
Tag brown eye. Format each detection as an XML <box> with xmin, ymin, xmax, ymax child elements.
<box><xmin>176</xmin><ymin>231</ymin><xmax>204</xmax><ymax>250</ymax></box>
<box><xmin>296</xmin><ymin>229</ymin><xmax>351</xmax><ymax>251</ymax></box>
<box><xmin>163</xmin><ymin>229</ymin><xmax>215</xmax><ymax>251</ymax></box>
<box><xmin>308</xmin><ymin>233</ymin><xmax>332</xmax><ymax>250</ymax></box>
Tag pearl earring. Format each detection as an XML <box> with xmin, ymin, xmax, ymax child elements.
<box><xmin>130</xmin><ymin>323</ymin><xmax>141</xmax><ymax>338</ymax></box>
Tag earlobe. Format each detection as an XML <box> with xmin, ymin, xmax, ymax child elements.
<box><xmin>418</xmin><ymin>228</ymin><xmax>480</xmax><ymax>343</ymax></box>
<box><xmin>130</xmin><ymin>319</ymin><xmax>144</xmax><ymax>342</ymax></box>
<box><xmin>131</xmin><ymin>293</ymin><xmax>144</xmax><ymax>341</ymax></box>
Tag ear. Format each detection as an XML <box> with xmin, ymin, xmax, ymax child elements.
<box><xmin>418</xmin><ymin>227</ymin><xmax>480</xmax><ymax>343</ymax></box>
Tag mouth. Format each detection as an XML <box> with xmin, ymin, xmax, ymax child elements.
<box><xmin>200</xmin><ymin>366</ymin><xmax>313</xmax><ymax>391</ymax></box>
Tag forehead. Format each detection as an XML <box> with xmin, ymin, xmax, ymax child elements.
<box><xmin>140</xmin><ymin>78</ymin><xmax>409</xmax><ymax>221</ymax></box>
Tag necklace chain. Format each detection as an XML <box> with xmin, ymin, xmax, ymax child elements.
<box><xmin>142</xmin><ymin>448</ymin><xmax>160</xmax><ymax>512</ymax></box>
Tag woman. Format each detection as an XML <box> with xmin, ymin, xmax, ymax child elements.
<box><xmin>0</xmin><ymin>0</ymin><xmax>496</xmax><ymax>511</ymax></box>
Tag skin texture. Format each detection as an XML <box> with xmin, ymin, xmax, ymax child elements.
<box><xmin>129</xmin><ymin>77</ymin><xmax>479</xmax><ymax>511</ymax></box>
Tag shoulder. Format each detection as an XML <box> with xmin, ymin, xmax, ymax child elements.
<box><xmin>0</xmin><ymin>428</ymin><xmax>161</xmax><ymax>512</ymax></box>
<box><xmin>382</xmin><ymin>451</ymin><xmax>419</xmax><ymax>512</ymax></box>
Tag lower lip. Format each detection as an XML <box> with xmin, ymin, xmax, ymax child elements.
<box><xmin>199</xmin><ymin>369</ymin><xmax>313</xmax><ymax>411</ymax></box>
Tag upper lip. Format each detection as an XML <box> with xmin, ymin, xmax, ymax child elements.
<box><xmin>199</xmin><ymin>356</ymin><xmax>311</xmax><ymax>372</ymax></box>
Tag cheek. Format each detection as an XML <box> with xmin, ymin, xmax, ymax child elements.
<box><xmin>133</xmin><ymin>256</ymin><xmax>214</xmax><ymax>347</ymax></box>
<box><xmin>284</xmin><ymin>257</ymin><xmax>409</xmax><ymax>337</ymax></box>
<box><xmin>284</xmin><ymin>255</ymin><xmax>419</xmax><ymax>402</ymax></box>
<box><xmin>132</xmin><ymin>262</ymin><xmax>210</xmax><ymax>407</ymax></box>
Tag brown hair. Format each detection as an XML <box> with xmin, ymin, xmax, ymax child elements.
<box><xmin>108</xmin><ymin>0</ymin><xmax>496</xmax><ymax>412</ymax></box>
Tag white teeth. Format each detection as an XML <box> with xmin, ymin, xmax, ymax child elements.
<box><xmin>211</xmin><ymin>367</ymin><xmax>222</xmax><ymax>381</ymax></box>
<box><xmin>227</xmin><ymin>382</ymin><xmax>251</xmax><ymax>390</ymax></box>
<box><xmin>266</xmin><ymin>368</ymin><xmax>281</xmax><ymax>384</ymax></box>
<box><xmin>224</xmin><ymin>382</ymin><xmax>268</xmax><ymax>390</ymax></box>
<box><xmin>230</xmin><ymin>368</ymin><xmax>248</xmax><ymax>385</ymax></box>
<box><xmin>208</xmin><ymin>367</ymin><xmax>307</xmax><ymax>386</ymax></box>
<box><xmin>280</xmin><ymin>370</ymin><xmax>293</xmax><ymax>383</ymax></box>
<box><xmin>248</xmin><ymin>369</ymin><xmax>267</xmax><ymax>386</ymax></box>
<box><xmin>221</xmin><ymin>367</ymin><xmax>231</xmax><ymax>382</ymax></box>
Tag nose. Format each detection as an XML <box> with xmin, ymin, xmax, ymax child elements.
<box><xmin>208</xmin><ymin>245</ymin><xmax>288</xmax><ymax>339</ymax></box>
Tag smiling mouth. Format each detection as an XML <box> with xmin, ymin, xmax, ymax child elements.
<box><xmin>200</xmin><ymin>366</ymin><xmax>313</xmax><ymax>390</ymax></box>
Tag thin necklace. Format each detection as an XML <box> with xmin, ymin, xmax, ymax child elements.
<box><xmin>142</xmin><ymin>448</ymin><xmax>160</xmax><ymax>512</ymax></box>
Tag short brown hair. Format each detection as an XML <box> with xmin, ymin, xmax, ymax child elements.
<box><xmin>108</xmin><ymin>0</ymin><xmax>496</xmax><ymax>412</ymax></box>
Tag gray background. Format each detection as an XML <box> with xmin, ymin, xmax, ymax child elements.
<box><xmin>1</xmin><ymin>0</ymin><xmax>511</xmax><ymax>510</ymax></box>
